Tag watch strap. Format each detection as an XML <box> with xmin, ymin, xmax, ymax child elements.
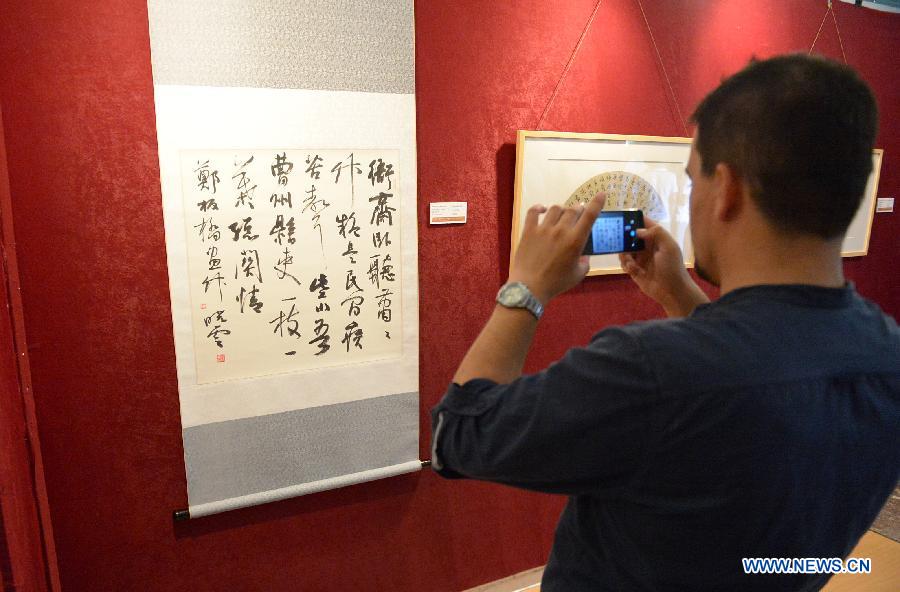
<box><xmin>521</xmin><ymin>291</ymin><xmax>544</xmax><ymax>320</ymax></box>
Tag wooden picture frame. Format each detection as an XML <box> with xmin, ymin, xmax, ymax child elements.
<box><xmin>841</xmin><ymin>149</ymin><xmax>883</xmax><ymax>257</ymax></box>
<box><xmin>512</xmin><ymin>130</ymin><xmax>693</xmax><ymax>276</ymax></box>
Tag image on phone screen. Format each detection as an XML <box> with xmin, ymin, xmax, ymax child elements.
<box><xmin>583</xmin><ymin>210</ymin><xmax>645</xmax><ymax>255</ymax></box>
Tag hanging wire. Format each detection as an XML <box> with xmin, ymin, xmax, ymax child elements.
<box><xmin>830</xmin><ymin>4</ymin><xmax>849</xmax><ymax>64</ymax></box>
<box><xmin>537</xmin><ymin>0</ymin><xmax>603</xmax><ymax>130</ymax></box>
<box><xmin>810</xmin><ymin>0</ymin><xmax>848</xmax><ymax>64</ymax></box>
<box><xmin>636</xmin><ymin>0</ymin><xmax>689</xmax><ymax>136</ymax></box>
<box><xmin>809</xmin><ymin>5</ymin><xmax>831</xmax><ymax>54</ymax></box>
<box><xmin>540</xmin><ymin>1</ymin><xmax>846</xmax><ymax>134</ymax></box>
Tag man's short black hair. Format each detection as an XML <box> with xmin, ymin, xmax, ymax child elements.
<box><xmin>691</xmin><ymin>54</ymin><xmax>878</xmax><ymax>239</ymax></box>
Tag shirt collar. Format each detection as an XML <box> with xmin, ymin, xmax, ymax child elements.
<box><xmin>693</xmin><ymin>282</ymin><xmax>855</xmax><ymax>315</ymax></box>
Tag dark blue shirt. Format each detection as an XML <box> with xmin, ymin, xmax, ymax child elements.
<box><xmin>431</xmin><ymin>284</ymin><xmax>900</xmax><ymax>591</ymax></box>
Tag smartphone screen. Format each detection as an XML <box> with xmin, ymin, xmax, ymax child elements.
<box><xmin>582</xmin><ymin>210</ymin><xmax>645</xmax><ymax>255</ymax></box>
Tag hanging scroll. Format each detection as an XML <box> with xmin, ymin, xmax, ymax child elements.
<box><xmin>148</xmin><ymin>0</ymin><xmax>419</xmax><ymax>518</ymax></box>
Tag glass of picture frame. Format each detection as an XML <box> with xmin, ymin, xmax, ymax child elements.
<box><xmin>512</xmin><ymin>131</ymin><xmax>693</xmax><ymax>276</ymax></box>
<box><xmin>512</xmin><ymin>131</ymin><xmax>883</xmax><ymax>275</ymax></box>
<box><xmin>841</xmin><ymin>148</ymin><xmax>883</xmax><ymax>257</ymax></box>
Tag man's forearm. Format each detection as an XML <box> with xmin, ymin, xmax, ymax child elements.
<box><xmin>451</xmin><ymin>194</ymin><xmax>604</xmax><ymax>386</ymax></box>
<box><xmin>452</xmin><ymin>305</ymin><xmax>539</xmax><ymax>385</ymax></box>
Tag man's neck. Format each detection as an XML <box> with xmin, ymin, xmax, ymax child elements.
<box><xmin>718</xmin><ymin>233</ymin><xmax>845</xmax><ymax>296</ymax></box>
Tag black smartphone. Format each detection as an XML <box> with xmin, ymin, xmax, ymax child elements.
<box><xmin>582</xmin><ymin>210</ymin><xmax>645</xmax><ymax>255</ymax></box>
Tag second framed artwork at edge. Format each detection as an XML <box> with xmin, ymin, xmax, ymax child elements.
<box><xmin>511</xmin><ymin>130</ymin><xmax>883</xmax><ymax>276</ymax></box>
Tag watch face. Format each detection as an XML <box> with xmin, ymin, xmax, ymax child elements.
<box><xmin>499</xmin><ymin>283</ymin><xmax>528</xmax><ymax>307</ymax></box>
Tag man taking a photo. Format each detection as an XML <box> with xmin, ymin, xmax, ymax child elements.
<box><xmin>431</xmin><ymin>54</ymin><xmax>899</xmax><ymax>591</ymax></box>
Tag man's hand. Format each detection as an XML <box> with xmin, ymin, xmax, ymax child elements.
<box><xmin>618</xmin><ymin>219</ymin><xmax>709</xmax><ymax>318</ymax></box>
<box><xmin>509</xmin><ymin>193</ymin><xmax>606</xmax><ymax>304</ymax></box>
<box><xmin>451</xmin><ymin>193</ymin><xmax>605</xmax><ymax>385</ymax></box>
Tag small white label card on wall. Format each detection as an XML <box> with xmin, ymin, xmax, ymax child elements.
<box><xmin>429</xmin><ymin>202</ymin><xmax>468</xmax><ymax>224</ymax></box>
<box><xmin>147</xmin><ymin>0</ymin><xmax>420</xmax><ymax>518</ymax></box>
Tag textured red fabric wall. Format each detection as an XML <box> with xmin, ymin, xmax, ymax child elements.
<box><xmin>0</xmin><ymin>105</ymin><xmax>53</xmax><ymax>592</ymax></box>
<box><xmin>0</xmin><ymin>1</ymin><xmax>897</xmax><ymax>590</ymax></box>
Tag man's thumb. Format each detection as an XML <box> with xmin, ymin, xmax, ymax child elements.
<box><xmin>636</xmin><ymin>226</ymin><xmax>659</xmax><ymax>239</ymax></box>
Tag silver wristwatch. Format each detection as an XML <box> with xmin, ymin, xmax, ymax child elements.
<box><xmin>496</xmin><ymin>282</ymin><xmax>544</xmax><ymax>320</ymax></box>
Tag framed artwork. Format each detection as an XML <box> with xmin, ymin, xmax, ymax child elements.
<box><xmin>841</xmin><ymin>149</ymin><xmax>883</xmax><ymax>257</ymax></box>
<box><xmin>512</xmin><ymin>131</ymin><xmax>884</xmax><ymax>275</ymax></box>
<box><xmin>513</xmin><ymin>131</ymin><xmax>693</xmax><ymax>276</ymax></box>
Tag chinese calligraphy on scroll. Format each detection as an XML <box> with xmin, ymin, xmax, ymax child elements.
<box><xmin>182</xmin><ymin>149</ymin><xmax>402</xmax><ymax>383</ymax></box>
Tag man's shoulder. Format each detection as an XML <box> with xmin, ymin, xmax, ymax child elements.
<box><xmin>584</xmin><ymin>316</ymin><xmax>722</xmax><ymax>393</ymax></box>
<box><xmin>598</xmin><ymin>289</ymin><xmax>899</xmax><ymax>395</ymax></box>
<box><xmin>601</xmin><ymin>313</ymin><xmax>719</xmax><ymax>354</ymax></box>
<box><xmin>615</xmin><ymin>285</ymin><xmax>899</xmax><ymax>349</ymax></box>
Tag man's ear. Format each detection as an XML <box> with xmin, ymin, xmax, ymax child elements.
<box><xmin>711</xmin><ymin>162</ymin><xmax>744</xmax><ymax>222</ymax></box>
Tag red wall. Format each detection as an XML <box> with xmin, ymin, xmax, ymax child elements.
<box><xmin>0</xmin><ymin>1</ymin><xmax>897</xmax><ymax>590</ymax></box>
<box><xmin>0</xmin><ymin>105</ymin><xmax>56</xmax><ymax>592</ymax></box>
